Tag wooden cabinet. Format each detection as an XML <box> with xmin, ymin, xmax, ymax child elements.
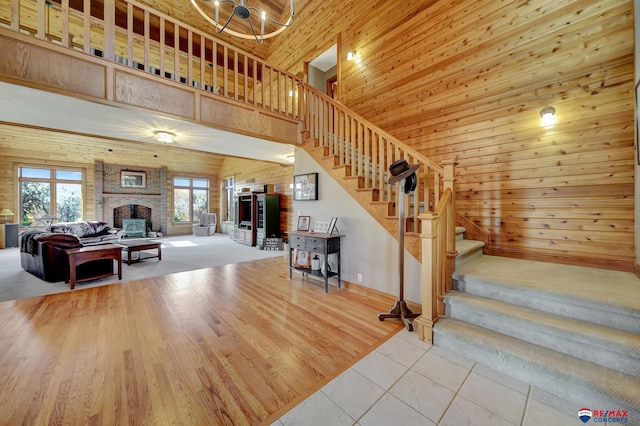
<box><xmin>233</xmin><ymin>192</ymin><xmax>280</xmax><ymax>247</ymax></box>
<box><xmin>233</xmin><ymin>192</ymin><xmax>256</xmax><ymax>246</ymax></box>
<box><xmin>288</xmin><ymin>231</ymin><xmax>344</xmax><ymax>293</ymax></box>
<box><xmin>255</xmin><ymin>194</ymin><xmax>280</xmax><ymax>248</ymax></box>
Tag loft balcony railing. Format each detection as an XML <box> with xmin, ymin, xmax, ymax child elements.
<box><xmin>0</xmin><ymin>0</ymin><xmax>302</xmax><ymax>119</ymax></box>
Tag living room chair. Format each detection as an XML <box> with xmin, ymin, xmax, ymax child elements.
<box><xmin>193</xmin><ymin>213</ymin><xmax>217</xmax><ymax>236</ymax></box>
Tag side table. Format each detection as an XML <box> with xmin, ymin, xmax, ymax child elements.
<box><xmin>65</xmin><ymin>244</ymin><xmax>122</xmax><ymax>289</ymax></box>
<box><xmin>288</xmin><ymin>231</ymin><xmax>344</xmax><ymax>293</ymax></box>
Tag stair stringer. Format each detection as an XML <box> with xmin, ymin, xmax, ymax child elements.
<box><xmin>301</xmin><ymin>137</ymin><xmax>423</xmax><ymax>261</ymax></box>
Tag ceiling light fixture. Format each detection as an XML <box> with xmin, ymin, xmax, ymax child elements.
<box><xmin>286</xmin><ymin>154</ymin><xmax>295</xmax><ymax>163</ymax></box>
<box><xmin>540</xmin><ymin>106</ymin><xmax>556</xmax><ymax>126</ymax></box>
<box><xmin>347</xmin><ymin>50</ymin><xmax>357</xmax><ymax>61</ymax></box>
<box><xmin>154</xmin><ymin>131</ymin><xmax>176</xmax><ymax>143</ymax></box>
<box><xmin>190</xmin><ymin>0</ymin><xmax>295</xmax><ymax>45</ymax></box>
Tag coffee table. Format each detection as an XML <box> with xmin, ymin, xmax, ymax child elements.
<box><xmin>65</xmin><ymin>244</ymin><xmax>122</xmax><ymax>290</ymax></box>
<box><xmin>116</xmin><ymin>240</ymin><xmax>162</xmax><ymax>265</ymax></box>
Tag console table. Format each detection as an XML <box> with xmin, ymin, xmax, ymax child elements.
<box><xmin>65</xmin><ymin>244</ymin><xmax>122</xmax><ymax>289</ymax></box>
<box><xmin>288</xmin><ymin>231</ymin><xmax>344</xmax><ymax>293</ymax></box>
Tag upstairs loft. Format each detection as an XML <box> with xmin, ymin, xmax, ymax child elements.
<box><xmin>0</xmin><ymin>0</ymin><xmax>302</xmax><ymax>151</ymax></box>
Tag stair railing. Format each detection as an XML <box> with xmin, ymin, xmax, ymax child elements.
<box><xmin>1</xmin><ymin>0</ymin><xmax>303</xmax><ymax>120</ymax></box>
<box><xmin>301</xmin><ymin>84</ymin><xmax>456</xmax><ymax>342</ymax></box>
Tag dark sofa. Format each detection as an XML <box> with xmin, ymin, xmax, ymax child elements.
<box><xmin>20</xmin><ymin>221</ymin><xmax>122</xmax><ymax>282</ymax></box>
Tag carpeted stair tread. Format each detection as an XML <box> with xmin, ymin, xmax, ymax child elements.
<box><xmin>453</xmin><ymin>255</ymin><xmax>640</xmax><ymax>320</ymax></box>
<box><xmin>433</xmin><ymin>319</ymin><xmax>640</xmax><ymax>420</ymax></box>
<box><xmin>445</xmin><ymin>291</ymin><xmax>640</xmax><ymax>377</ymax></box>
<box><xmin>453</xmin><ymin>256</ymin><xmax>640</xmax><ymax>333</ymax></box>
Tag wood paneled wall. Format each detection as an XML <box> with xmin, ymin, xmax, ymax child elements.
<box><xmin>0</xmin><ymin>122</ymin><xmax>226</xmax><ymax>235</ymax></box>
<box><xmin>265</xmin><ymin>0</ymin><xmax>635</xmax><ymax>269</ymax></box>
<box><xmin>219</xmin><ymin>156</ymin><xmax>294</xmax><ymax>235</ymax></box>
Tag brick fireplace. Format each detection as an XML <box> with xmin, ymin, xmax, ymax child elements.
<box><xmin>95</xmin><ymin>161</ymin><xmax>168</xmax><ymax>233</ymax></box>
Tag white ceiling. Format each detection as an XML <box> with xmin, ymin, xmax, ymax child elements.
<box><xmin>309</xmin><ymin>45</ymin><xmax>337</xmax><ymax>72</ymax></box>
<box><xmin>0</xmin><ymin>81</ymin><xmax>296</xmax><ymax>163</ymax></box>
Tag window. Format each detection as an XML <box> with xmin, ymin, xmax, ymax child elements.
<box><xmin>19</xmin><ymin>167</ymin><xmax>84</xmax><ymax>226</ymax></box>
<box><xmin>223</xmin><ymin>177</ymin><xmax>235</xmax><ymax>221</ymax></box>
<box><xmin>173</xmin><ymin>177</ymin><xmax>209</xmax><ymax>222</ymax></box>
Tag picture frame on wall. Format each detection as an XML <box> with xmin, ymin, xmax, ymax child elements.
<box><xmin>293</xmin><ymin>172</ymin><xmax>318</xmax><ymax>201</ymax></box>
<box><xmin>121</xmin><ymin>171</ymin><xmax>146</xmax><ymax>188</ymax></box>
<box><xmin>297</xmin><ymin>215</ymin><xmax>311</xmax><ymax>231</ymax></box>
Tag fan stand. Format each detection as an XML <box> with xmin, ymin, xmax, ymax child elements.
<box><xmin>378</xmin><ymin>177</ymin><xmax>420</xmax><ymax>331</ymax></box>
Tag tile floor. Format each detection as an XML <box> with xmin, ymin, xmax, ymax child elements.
<box><xmin>274</xmin><ymin>328</ymin><xmax>584</xmax><ymax>425</ymax></box>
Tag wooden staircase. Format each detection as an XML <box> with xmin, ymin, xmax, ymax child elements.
<box><xmin>301</xmin><ymin>136</ymin><xmax>423</xmax><ymax>261</ymax></box>
<box><xmin>299</xmin><ymin>84</ymin><xmax>459</xmax><ymax>343</ymax></box>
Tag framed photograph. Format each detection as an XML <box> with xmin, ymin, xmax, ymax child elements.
<box><xmin>313</xmin><ymin>221</ymin><xmax>329</xmax><ymax>233</ymax></box>
<box><xmin>297</xmin><ymin>215</ymin><xmax>311</xmax><ymax>231</ymax></box>
<box><xmin>121</xmin><ymin>171</ymin><xmax>146</xmax><ymax>188</ymax></box>
<box><xmin>328</xmin><ymin>217</ymin><xmax>339</xmax><ymax>235</ymax></box>
<box><xmin>294</xmin><ymin>249</ymin><xmax>310</xmax><ymax>268</ymax></box>
<box><xmin>293</xmin><ymin>172</ymin><xmax>318</xmax><ymax>201</ymax></box>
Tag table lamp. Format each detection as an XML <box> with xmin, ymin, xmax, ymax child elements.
<box><xmin>0</xmin><ymin>209</ymin><xmax>14</xmax><ymax>224</ymax></box>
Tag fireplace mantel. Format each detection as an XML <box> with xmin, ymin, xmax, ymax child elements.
<box><xmin>95</xmin><ymin>161</ymin><xmax>168</xmax><ymax>234</ymax></box>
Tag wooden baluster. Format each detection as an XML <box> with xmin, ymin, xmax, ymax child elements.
<box><xmin>233</xmin><ymin>51</ymin><xmax>239</xmax><ymax>100</ymax></box>
<box><xmin>212</xmin><ymin>41</ymin><xmax>218</xmax><ymax>93</ymax></box>
<box><xmin>103</xmin><ymin>0</ymin><xmax>114</xmax><ymax>60</ymax></box>
<box><xmin>174</xmin><ymin>23</ymin><xmax>180</xmax><ymax>81</ymax></box>
<box><xmin>61</xmin><ymin>0</ymin><xmax>69</xmax><ymax>47</ymax></box>
<box><xmin>200</xmin><ymin>35</ymin><xmax>205</xmax><ymax>91</ymax></box>
<box><xmin>126</xmin><ymin>4</ymin><xmax>133</xmax><ymax>66</ymax></box>
<box><xmin>144</xmin><ymin>10</ymin><xmax>151</xmax><ymax>72</ymax></box>
<box><xmin>10</xmin><ymin>0</ymin><xmax>19</xmax><ymax>31</ymax></box>
<box><xmin>186</xmin><ymin>29</ymin><xmax>193</xmax><ymax>84</ymax></box>
<box><xmin>83</xmin><ymin>0</ymin><xmax>90</xmax><ymax>53</ymax></box>
<box><xmin>244</xmin><ymin>58</ymin><xmax>250</xmax><ymax>106</ymax></box>
<box><xmin>159</xmin><ymin>18</ymin><xmax>165</xmax><ymax>78</ymax></box>
<box><xmin>253</xmin><ymin>60</ymin><xmax>258</xmax><ymax>106</ymax></box>
<box><xmin>222</xmin><ymin>45</ymin><xmax>228</xmax><ymax>95</ymax></box>
<box><xmin>364</xmin><ymin>127</ymin><xmax>371</xmax><ymax>188</ymax></box>
<box><xmin>37</xmin><ymin>0</ymin><xmax>45</xmax><ymax>39</ymax></box>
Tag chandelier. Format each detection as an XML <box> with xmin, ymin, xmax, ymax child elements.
<box><xmin>190</xmin><ymin>0</ymin><xmax>295</xmax><ymax>45</ymax></box>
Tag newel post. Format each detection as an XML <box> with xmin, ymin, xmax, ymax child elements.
<box><xmin>415</xmin><ymin>212</ymin><xmax>440</xmax><ymax>344</ymax></box>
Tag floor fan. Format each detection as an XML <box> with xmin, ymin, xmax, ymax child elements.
<box><xmin>378</xmin><ymin>159</ymin><xmax>421</xmax><ymax>331</ymax></box>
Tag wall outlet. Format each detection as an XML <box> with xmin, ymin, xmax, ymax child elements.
<box><xmin>357</xmin><ymin>273</ymin><xmax>362</xmax><ymax>282</ymax></box>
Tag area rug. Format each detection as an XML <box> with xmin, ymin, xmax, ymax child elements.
<box><xmin>0</xmin><ymin>234</ymin><xmax>286</xmax><ymax>302</ymax></box>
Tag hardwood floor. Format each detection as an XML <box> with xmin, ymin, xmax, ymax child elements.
<box><xmin>0</xmin><ymin>256</ymin><xmax>402</xmax><ymax>425</ymax></box>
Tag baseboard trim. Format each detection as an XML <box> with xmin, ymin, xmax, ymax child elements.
<box><xmin>344</xmin><ymin>281</ymin><xmax>421</xmax><ymax>313</ymax></box>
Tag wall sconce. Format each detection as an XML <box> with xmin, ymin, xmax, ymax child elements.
<box><xmin>347</xmin><ymin>50</ymin><xmax>357</xmax><ymax>61</ymax></box>
<box><xmin>540</xmin><ymin>106</ymin><xmax>556</xmax><ymax>126</ymax></box>
<box><xmin>286</xmin><ymin>155</ymin><xmax>295</xmax><ymax>163</ymax></box>
<box><xmin>154</xmin><ymin>131</ymin><xmax>176</xmax><ymax>143</ymax></box>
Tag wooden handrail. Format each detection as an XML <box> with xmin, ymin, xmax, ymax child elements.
<box><xmin>302</xmin><ymin>84</ymin><xmax>446</xmax><ymax>229</ymax></box>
